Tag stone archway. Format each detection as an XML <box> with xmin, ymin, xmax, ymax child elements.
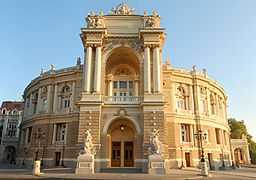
<box><xmin>105</xmin><ymin>117</ymin><xmax>142</xmax><ymax>167</ymax></box>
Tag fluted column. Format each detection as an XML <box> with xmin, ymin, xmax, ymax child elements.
<box><xmin>53</xmin><ymin>84</ymin><xmax>58</xmax><ymax>113</ymax></box>
<box><xmin>144</xmin><ymin>46</ymin><xmax>151</xmax><ymax>93</ymax></box>
<box><xmin>71</xmin><ymin>81</ymin><xmax>75</xmax><ymax>111</ymax></box>
<box><xmin>94</xmin><ymin>46</ymin><xmax>102</xmax><ymax>93</ymax></box>
<box><xmin>84</xmin><ymin>46</ymin><xmax>92</xmax><ymax>93</ymax></box>
<box><xmin>153</xmin><ymin>46</ymin><xmax>161</xmax><ymax>93</ymax></box>
<box><xmin>206</xmin><ymin>88</ymin><xmax>211</xmax><ymax>115</ymax></box>
<box><xmin>108</xmin><ymin>80</ymin><xmax>113</xmax><ymax>96</ymax></box>
<box><xmin>189</xmin><ymin>85</ymin><xmax>194</xmax><ymax>111</ymax></box>
<box><xmin>134</xmin><ymin>80</ymin><xmax>139</xmax><ymax>96</ymax></box>
<box><xmin>47</xmin><ymin>85</ymin><xmax>52</xmax><ymax>113</ymax></box>
<box><xmin>36</xmin><ymin>87</ymin><xmax>41</xmax><ymax>114</ymax></box>
<box><xmin>29</xmin><ymin>94</ymin><xmax>33</xmax><ymax>115</ymax></box>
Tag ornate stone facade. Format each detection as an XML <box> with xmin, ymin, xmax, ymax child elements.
<box><xmin>17</xmin><ymin>4</ymin><xmax>232</xmax><ymax>172</ymax></box>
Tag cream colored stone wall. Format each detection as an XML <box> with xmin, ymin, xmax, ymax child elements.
<box><xmin>18</xmin><ymin>7</ymin><xmax>231</xmax><ymax>171</ymax></box>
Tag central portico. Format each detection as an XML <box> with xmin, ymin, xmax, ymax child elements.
<box><xmin>77</xmin><ymin>3</ymin><xmax>166</xmax><ymax>172</ymax></box>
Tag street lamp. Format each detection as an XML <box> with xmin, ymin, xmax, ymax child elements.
<box><xmin>180</xmin><ymin>145</ymin><xmax>185</xmax><ymax>169</ymax></box>
<box><xmin>194</xmin><ymin>130</ymin><xmax>208</xmax><ymax>176</ymax></box>
<box><xmin>32</xmin><ymin>128</ymin><xmax>46</xmax><ymax>176</ymax></box>
<box><xmin>61</xmin><ymin>141</ymin><xmax>65</xmax><ymax>167</ymax></box>
<box><xmin>222</xmin><ymin>148</ymin><xmax>225</xmax><ymax>168</ymax></box>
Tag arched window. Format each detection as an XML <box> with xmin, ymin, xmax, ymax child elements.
<box><xmin>200</xmin><ymin>87</ymin><xmax>207</xmax><ymax>114</ymax></box>
<box><xmin>12</xmin><ymin>109</ymin><xmax>17</xmax><ymax>115</ymax></box>
<box><xmin>176</xmin><ymin>86</ymin><xmax>187</xmax><ymax>110</ymax></box>
<box><xmin>2</xmin><ymin>109</ymin><xmax>6</xmax><ymax>115</ymax></box>
<box><xmin>210</xmin><ymin>94</ymin><xmax>216</xmax><ymax>115</ymax></box>
<box><xmin>61</xmin><ymin>85</ymin><xmax>71</xmax><ymax>110</ymax></box>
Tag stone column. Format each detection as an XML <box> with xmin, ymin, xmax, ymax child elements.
<box><xmin>47</xmin><ymin>85</ymin><xmax>52</xmax><ymax>113</ymax></box>
<box><xmin>52</xmin><ymin>124</ymin><xmax>57</xmax><ymax>144</ymax></box>
<box><xmin>71</xmin><ymin>81</ymin><xmax>76</xmax><ymax>111</ymax></box>
<box><xmin>134</xmin><ymin>80</ymin><xmax>139</xmax><ymax>96</ymax></box>
<box><xmin>206</xmin><ymin>88</ymin><xmax>211</xmax><ymax>115</ymax></box>
<box><xmin>29</xmin><ymin>94</ymin><xmax>33</xmax><ymax>115</ymax></box>
<box><xmin>108</xmin><ymin>80</ymin><xmax>113</xmax><ymax>96</ymax></box>
<box><xmin>25</xmin><ymin>128</ymin><xmax>29</xmax><ymax>144</ymax></box>
<box><xmin>94</xmin><ymin>46</ymin><xmax>102</xmax><ymax>93</ymax></box>
<box><xmin>171</xmin><ymin>82</ymin><xmax>176</xmax><ymax>112</ymax></box>
<box><xmin>121</xmin><ymin>140</ymin><xmax>124</xmax><ymax>167</ymax></box>
<box><xmin>144</xmin><ymin>46</ymin><xmax>151</xmax><ymax>93</ymax></box>
<box><xmin>153</xmin><ymin>47</ymin><xmax>161</xmax><ymax>93</ymax></box>
<box><xmin>53</xmin><ymin>84</ymin><xmax>58</xmax><ymax>113</ymax></box>
<box><xmin>36</xmin><ymin>87</ymin><xmax>41</xmax><ymax>114</ymax></box>
<box><xmin>84</xmin><ymin>46</ymin><xmax>92</xmax><ymax>93</ymax></box>
<box><xmin>188</xmin><ymin>85</ymin><xmax>194</xmax><ymax>111</ymax></box>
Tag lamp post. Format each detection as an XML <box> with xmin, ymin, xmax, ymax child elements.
<box><xmin>180</xmin><ymin>145</ymin><xmax>185</xmax><ymax>169</ymax></box>
<box><xmin>194</xmin><ymin>130</ymin><xmax>208</xmax><ymax>176</ymax></box>
<box><xmin>61</xmin><ymin>141</ymin><xmax>65</xmax><ymax>167</ymax></box>
<box><xmin>221</xmin><ymin>148</ymin><xmax>225</xmax><ymax>168</ymax></box>
<box><xmin>32</xmin><ymin>129</ymin><xmax>46</xmax><ymax>176</ymax></box>
<box><xmin>191</xmin><ymin>70</ymin><xmax>209</xmax><ymax>176</ymax></box>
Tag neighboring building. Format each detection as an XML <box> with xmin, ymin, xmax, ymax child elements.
<box><xmin>17</xmin><ymin>3</ymin><xmax>232</xmax><ymax>172</ymax></box>
<box><xmin>0</xmin><ymin>101</ymin><xmax>23</xmax><ymax>164</ymax></box>
<box><xmin>231</xmin><ymin>135</ymin><xmax>251</xmax><ymax>166</ymax></box>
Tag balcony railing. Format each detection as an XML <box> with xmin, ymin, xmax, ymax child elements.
<box><xmin>104</xmin><ymin>96</ymin><xmax>141</xmax><ymax>104</ymax></box>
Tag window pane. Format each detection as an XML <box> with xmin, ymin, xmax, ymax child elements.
<box><xmin>129</xmin><ymin>81</ymin><xmax>133</xmax><ymax>88</ymax></box>
<box><xmin>113</xmin><ymin>81</ymin><xmax>118</xmax><ymax>89</ymax></box>
<box><xmin>119</xmin><ymin>81</ymin><xmax>127</xmax><ymax>89</ymax></box>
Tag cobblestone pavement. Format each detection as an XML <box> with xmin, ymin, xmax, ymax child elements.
<box><xmin>0</xmin><ymin>167</ymin><xmax>255</xmax><ymax>179</ymax></box>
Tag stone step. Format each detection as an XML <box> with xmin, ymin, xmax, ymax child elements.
<box><xmin>100</xmin><ymin>168</ymin><xmax>143</xmax><ymax>173</ymax></box>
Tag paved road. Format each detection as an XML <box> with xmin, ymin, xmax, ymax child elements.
<box><xmin>0</xmin><ymin>166</ymin><xmax>255</xmax><ymax>179</ymax></box>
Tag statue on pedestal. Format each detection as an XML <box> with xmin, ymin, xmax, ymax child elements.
<box><xmin>149</xmin><ymin>128</ymin><xmax>162</xmax><ymax>155</ymax></box>
<box><xmin>80</xmin><ymin>129</ymin><xmax>95</xmax><ymax>156</ymax></box>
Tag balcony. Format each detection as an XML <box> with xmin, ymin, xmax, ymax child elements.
<box><xmin>104</xmin><ymin>96</ymin><xmax>141</xmax><ymax>105</ymax></box>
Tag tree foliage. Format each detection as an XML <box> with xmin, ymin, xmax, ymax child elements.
<box><xmin>228</xmin><ymin>118</ymin><xmax>256</xmax><ymax>164</ymax></box>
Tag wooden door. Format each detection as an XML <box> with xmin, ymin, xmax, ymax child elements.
<box><xmin>208</xmin><ymin>153</ymin><xmax>214</xmax><ymax>170</ymax></box>
<box><xmin>55</xmin><ymin>152</ymin><xmax>61</xmax><ymax>166</ymax></box>
<box><xmin>111</xmin><ymin>142</ymin><xmax>121</xmax><ymax>167</ymax></box>
<box><xmin>185</xmin><ymin>152</ymin><xmax>191</xmax><ymax>167</ymax></box>
<box><xmin>124</xmin><ymin>141</ymin><xmax>134</xmax><ymax>167</ymax></box>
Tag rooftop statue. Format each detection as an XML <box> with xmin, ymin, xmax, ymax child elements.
<box><xmin>111</xmin><ymin>2</ymin><xmax>135</xmax><ymax>15</ymax></box>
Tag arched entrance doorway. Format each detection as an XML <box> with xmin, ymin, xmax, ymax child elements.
<box><xmin>106</xmin><ymin>117</ymin><xmax>139</xmax><ymax>167</ymax></box>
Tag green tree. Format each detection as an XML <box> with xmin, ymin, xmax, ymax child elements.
<box><xmin>228</xmin><ymin>118</ymin><xmax>256</xmax><ymax>164</ymax></box>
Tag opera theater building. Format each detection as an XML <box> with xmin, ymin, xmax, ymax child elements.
<box><xmin>18</xmin><ymin>3</ymin><xmax>232</xmax><ymax>173</ymax></box>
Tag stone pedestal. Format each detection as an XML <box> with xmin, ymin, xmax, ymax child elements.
<box><xmin>33</xmin><ymin>160</ymin><xmax>41</xmax><ymax>176</ymax></box>
<box><xmin>200</xmin><ymin>161</ymin><xmax>209</xmax><ymax>176</ymax></box>
<box><xmin>75</xmin><ymin>154</ymin><xmax>94</xmax><ymax>175</ymax></box>
<box><xmin>148</xmin><ymin>154</ymin><xmax>166</xmax><ymax>175</ymax></box>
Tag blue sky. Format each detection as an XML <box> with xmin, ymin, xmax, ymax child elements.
<box><xmin>0</xmin><ymin>0</ymin><xmax>255</xmax><ymax>138</ymax></box>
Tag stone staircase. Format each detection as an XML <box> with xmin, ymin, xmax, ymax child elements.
<box><xmin>100</xmin><ymin>168</ymin><xmax>143</xmax><ymax>173</ymax></box>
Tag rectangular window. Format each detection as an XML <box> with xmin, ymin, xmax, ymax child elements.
<box><xmin>128</xmin><ymin>81</ymin><xmax>133</xmax><ymax>89</ymax></box>
<box><xmin>113</xmin><ymin>81</ymin><xmax>118</xmax><ymax>89</ymax></box>
<box><xmin>181</xmin><ymin>124</ymin><xmax>191</xmax><ymax>142</ymax></box>
<box><xmin>215</xmin><ymin>128</ymin><xmax>221</xmax><ymax>144</ymax></box>
<box><xmin>55</xmin><ymin>123</ymin><xmax>66</xmax><ymax>142</ymax></box>
<box><xmin>119</xmin><ymin>81</ymin><xmax>127</xmax><ymax>89</ymax></box>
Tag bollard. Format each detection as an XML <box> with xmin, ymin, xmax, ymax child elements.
<box><xmin>33</xmin><ymin>160</ymin><xmax>41</xmax><ymax>176</ymax></box>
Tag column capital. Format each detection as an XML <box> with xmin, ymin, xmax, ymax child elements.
<box><xmin>143</xmin><ymin>44</ymin><xmax>160</xmax><ymax>48</ymax></box>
